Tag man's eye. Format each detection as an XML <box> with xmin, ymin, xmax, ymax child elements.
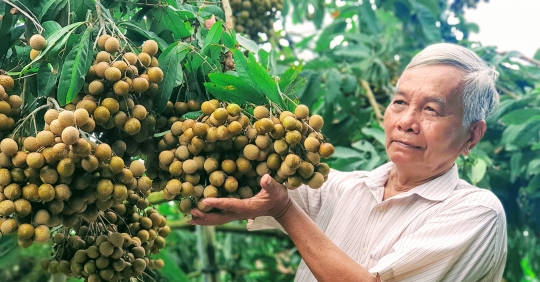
<box><xmin>393</xmin><ymin>100</ymin><xmax>405</xmax><ymax>105</ymax></box>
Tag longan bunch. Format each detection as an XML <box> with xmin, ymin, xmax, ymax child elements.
<box><xmin>0</xmin><ymin>74</ymin><xmax>22</xmax><ymax>133</ymax></box>
<box><xmin>230</xmin><ymin>0</ymin><xmax>283</xmax><ymax>41</ymax></box>
<box><xmin>42</xmin><ymin>205</ymin><xmax>168</xmax><ymax>282</ymax></box>
<box><xmin>148</xmin><ymin>99</ymin><xmax>334</xmax><ymax>213</ymax></box>
<box><xmin>28</xmin><ymin>34</ymin><xmax>47</xmax><ymax>60</ymax></box>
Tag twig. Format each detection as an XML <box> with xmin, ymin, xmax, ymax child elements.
<box><xmin>3</xmin><ymin>0</ymin><xmax>44</xmax><ymax>33</ymax></box>
<box><xmin>94</xmin><ymin>0</ymin><xmax>106</xmax><ymax>35</ymax></box>
<box><xmin>497</xmin><ymin>85</ymin><xmax>519</xmax><ymax>99</ymax></box>
<box><xmin>221</xmin><ymin>0</ymin><xmax>234</xmax><ymax>31</ymax></box>
<box><xmin>67</xmin><ymin>0</ymin><xmax>71</xmax><ymax>25</ymax></box>
<box><xmin>499</xmin><ymin>51</ymin><xmax>540</xmax><ymax>67</ymax></box>
<box><xmin>10</xmin><ymin>103</ymin><xmax>49</xmax><ymax>138</ymax></box>
<box><xmin>359</xmin><ymin>79</ymin><xmax>383</xmax><ymax>126</ymax></box>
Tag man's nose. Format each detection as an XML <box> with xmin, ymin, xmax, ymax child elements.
<box><xmin>396</xmin><ymin>109</ymin><xmax>420</xmax><ymax>133</ymax></box>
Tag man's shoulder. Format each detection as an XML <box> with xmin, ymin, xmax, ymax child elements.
<box><xmin>451</xmin><ymin>180</ymin><xmax>505</xmax><ymax>215</ymax></box>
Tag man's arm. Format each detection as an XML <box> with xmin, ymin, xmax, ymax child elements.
<box><xmin>190</xmin><ymin>174</ymin><xmax>378</xmax><ymax>282</ymax></box>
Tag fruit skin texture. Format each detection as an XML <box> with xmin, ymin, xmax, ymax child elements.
<box><xmin>29</xmin><ymin>34</ymin><xmax>47</xmax><ymax>51</ymax></box>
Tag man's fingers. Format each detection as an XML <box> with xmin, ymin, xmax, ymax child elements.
<box><xmin>202</xmin><ymin>197</ymin><xmax>244</xmax><ymax>211</ymax></box>
<box><xmin>190</xmin><ymin>210</ymin><xmax>236</xmax><ymax>225</ymax></box>
<box><xmin>260</xmin><ymin>174</ymin><xmax>285</xmax><ymax>192</ymax></box>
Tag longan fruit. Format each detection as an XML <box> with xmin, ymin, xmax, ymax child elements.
<box><xmin>132</xmin><ymin>105</ymin><xmax>147</xmax><ymax>120</ymax></box>
<box><xmin>29</xmin><ymin>34</ymin><xmax>47</xmax><ymax>51</ymax></box>
<box><xmin>95</xmin><ymin>51</ymin><xmax>111</xmax><ymax>64</ymax></box>
<box><xmin>0</xmin><ymin>75</ymin><xmax>14</xmax><ymax>91</ymax></box>
<box><xmin>238</xmin><ymin>186</ymin><xmax>253</xmax><ymax>199</ymax></box>
<box><xmin>129</xmin><ymin>160</ymin><xmax>145</xmax><ymax>177</ymax></box>
<box><xmin>209</xmin><ymin>171</ymin><xmax>225</xmax><ymax>187</ymax></box>
<box><xmin>318</xmin><ymin>143</ymin><xmax>335</xmax><ymax>158</ymax></box>
<box><xmin>183</xmin><ymin>159</ymin><xmax>198</xmax><ymax>174</ymax></box>
<box><xmin>95</xmin><ymin>143</ymin><xmax>112</xmax><ymax>162</ymax></box>
<box><xmin>29</xmin><ymin>49</ymin><xmax>40</xmax><ymax>60</ymax></box>
<box><xmin>101</xmin><ymin>98</ymin><xmax>120</xmax><ymax>115</ymax></box>
<box><xmin>306</xmin><ymin>151</ymin><xmax>321</xmax><ymax>165</ymax></box>
<box><xmin>14</xmin><ymin>198</ymin><xmax>31</xmax><ymax>217</ymax></box>
<box><xmin>104</xmin><ymin>67</ymin><xmax>122</xmax><ymax>82</ymax></box>
<box><xmin>104</xmin><ymin>37</ymin><xmax>120</xmax><ymax>53</ymax></box>
<box><xmin>304</xmin><ymin>136</ymin><xmax>320</xmax><ymax>152</ymax></box>
<box><xmin>287</xmin><ymin>175</ymin><xmax>303</xmax><ymax>189</ymax></box>
<box><xmin>72</xmin><ymin>108</ymin><xmax>89</xmax><ymax>127</ymax></box>
<box><xmin>179</xmin><ymin>198</ymin><xmax>193</xmax><ymax>213</ymax></box>
<box><xmin>220</xmin><ymin>159</ymin><xmax>236</xmax><ymax>174</ymax></box>
<box><xmin>226</xmin><ymin>103</ymin><xmax>242</xmax><ymax>116</ymax></box>
<box><xmin>0</xmin><ymin>218</ymin><xmax>17</xmax><ymax>234</ymax></box>
<box><xmin>18</xmin><ymin>223</ymin><xmax>35</xmax><ymax>240</ymax></box>
<box><xmin>97</xmin><ymin>34</ymin><xmax>111</xmax><ymax>49</ymax></box>
<box><xmin>0</xmin><ymin>199</ymin><xmax>15</xmax><ymax>216</ymax></box>
<box><xmin>298</xmin><ymin>161</ymin><xmax>315</xmax><ymax>179</ymax></box>
<box><xmin>253</xmin><ymin>106</ymin><xmax>270</xmax><ymax>119</ymax></box>
<box><xmin>0</xmin><ymin>138</ymin><xmax>17</xmax><ymax>156</ymax></box>
<box><xmin>285</xmin><ymin>130</ymin><xmax>302</xmax><ymax>145</ymax></box>
<box><xmin>243</xmin><ymin>144</ymin><xmax>260</xmax><ymax>161</ymax></box>
<box><xmin>54</xmin><ymin>184</ymin><xmax>71</xmax><ymax>201</ymax></box>
<box><xmin>309</xmin><ymin>114</ymin><xmax>324</xmax><ymax>130</ymax></box>
<box><xmin>203</xmin><ymin>185</ymin><xmax>219</xmax><ymax>198</ymax></box>
<box><xmin>132</xmin><ymin>77</ymin><xmax>149</xmax><ymax>93</ymax></box>
<box><xmin>147</xmin><ymin>67</ymin><xmax>164</xmax><ymax>84</ymax></box>
<box><xmin>235</xmin><ymin>157</ymin><xmax>252</xmax><ymax>173</ymax></box>
<box><xmin>224</xmin><ymin>176</ymin><xmax>238</xmax><ymax>193</ymax></box>
<box><xmin>294</xmin><ymin>104</ymin><xmax>309</xmax><ymax>119</ymax></box>
<box><xmin>315</xmin><ymin>163</ymin><xmax>331</xmax><ymax>177</ymax></box>
<box><xmin>201</xmin><ymin>101</ymin><xmax>218</xmax><ymax>115</ymax></box>
<box><xmin>124</xmin><ymin>118</ymin><xmax>141</xmax><ymax>135</ymax></box>
<box><xmin>142</xmin><ymin>40</ymin><xmax>159</xmax><ymax>56</ymax></box>
<box><xmin>113</xmin><ymin>80</ymin><xmax>129</xmax><ymax>96</ymax></box>
<box><xmin>93</xmin><ymin>106</ymin><xmax>111</xmax><ymax>124</ymax></box>
<box><xmin>34</xmin><ymin>225</ymin><xmax>50</xmax><ymax>243</ymax></box>
<box><xmin>60</xmin><ymin>126</ymin><xmax>78</xmax><ymax>146</ymax></box>
<box><xmin>307</xmin><ymin>172</ymin><xmax>325</xmax><ymax>188</ymax></box>
<box><xmin>122</xmin><ymin>52</ymin><xmax>137</xmax><ymax>65</ymax></box>
<box><xmin>255</xmin><ymin>118</ymin><xmax>274</xmax><ymax>134</ymax></box>
<box><xmin>94</xmin><ymin>61</ymin><xmax>110</xmax><ymax>78</ymax></box>
<box><xmin>137</xmin><ymin>52</ymin><xmax>152</xmax><ymax>68</ymax></box>
<box><xmin>8</xmin><ymin>95</ymin><xmax>22</xmax><ymax>109</ymax></box>
<box><xmin>23</xmin><ymin>136</ymin><xmax>40</xmax><ymax>152</ymax></box>
<box><xmin>34</xmin><ymin>209</ymin><xmax>51</xmax><ymax>225</ymax></box>
<box><xmin>21</xmin><ymin>183</ymin><xmax>38</xmax><ymax>201</ymax></box>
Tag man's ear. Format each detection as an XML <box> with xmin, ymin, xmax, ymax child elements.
<box><xmin>461</xmin><ymin>120</ymin><xmax>487</xmax><ymax>156</ymax></box>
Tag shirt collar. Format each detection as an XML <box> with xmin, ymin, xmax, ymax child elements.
<box><xmin>365</xmin><ymin>162</ymin><xmax>460</xmax><ymax>202</ymax></box>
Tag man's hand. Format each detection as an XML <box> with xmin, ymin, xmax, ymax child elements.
<box><xmin>189</xmin><ymin>174</ymin><xmax>292</xmax><ymax>225</ymax></box>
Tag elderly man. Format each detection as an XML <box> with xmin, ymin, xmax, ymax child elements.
<box><xmin>190</xmin><ymin>43</ymin><xmax>507</xmax><ymax>282</ymax></box>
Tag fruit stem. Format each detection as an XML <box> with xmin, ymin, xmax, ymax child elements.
<box><xmin>3</xmin><ymin>0</ymin><xmax>44</xmax><ymax>33</ymax></box>
<box><xmin>221</xmin><ymin>0</ymin><xmax>234</xmax><ymax>31</ymax></box>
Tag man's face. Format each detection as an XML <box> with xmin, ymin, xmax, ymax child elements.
<box><xmin>383</xmin><ymin>64</ymin><xmax>470</xmax><ymax>171</ymax></box>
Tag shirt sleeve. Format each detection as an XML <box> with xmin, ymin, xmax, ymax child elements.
<box><xmin>369</xmin><ymin>195</ymin><xmax>507</xmax><ymax>282</ymax></box>
<box><xmin>248</xmin><ymin>169</ymin><xmax>367</xmax><ymax>232</ymax></box>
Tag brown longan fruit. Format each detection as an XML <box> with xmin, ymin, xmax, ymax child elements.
<box><xmin>34</xmin><ymin>225</ymin><xmax>50</xmax><ymax>243</ymax></box>
<box><xmin>255</xmin><ymin>118</ymin><xmax>274</xmax><ymax>134</ymax></box>
<box><xmin>319</xmin><ymin>143</ymin><xmax>335</xmax><ymax>158</ymax></box>
<box><xmin>8</xmin><ymin>95</ymin><xmax>22</xmax><ymax>109</ymax></box>
<box><xmin>0</xmin><ymin>199</ymin><xmax>15</xmax><ymax>216</ymax></box>
<box><xmin>182</xmin><ymin>159</ymin><xmax>198</xmax><ymax>174</ymax></box>
<box><xmin>113</xmin><ymin>80</ymin><xmax>129</xmax><ymax>96</ymax></box>
<box><xmin>0</xmin><ymin>75</ymin><xmax>14</xmax><ymax>91</ymax></box>
<box><xmin>23</xmin><ymin>136</ymin><xmax>39</xmax><ymax>152</ymax></box>
<box><xmin>121</xmin><ymin>52</ymin><xmax>136</xmax><ymax>66</ymax></box>
<box><xmin>87</xmin><ymin>80</ymin><xmax>104</xmax><ymax>96</ymax></box>
<box><xmin>129</xmin><ymin>160</ymin><xmax>145</xmax><ymax>177</ymax></box>
<box><xmin>188</xmin><ymin>99</ymin><xmax>201</xmax><ymax>111</ymax></box>
<box><xmin>238</xmin><ymin>186</ymin><xmax>253</xmax><ymax>199</ymax></box>
<box><xmin>132</xmin><ymin>77</ymin><xmax>149</xmax><ymax>93</ymax></box>
<box><xmin>284</xmin><ymin>154</ymin><xmax>301</xmax><ymax>170</ymax></box>
<box><xmin>298</xmin><ymin>161</ymin><xmax>315</xmax><ymax>179</ymax></box>
<box><xmin>38</xmin><ymin>183</ymin><xmax>55</xmax><ymax>202</ymax></box>
<box><xmin>29</xmin><ymin>34</ymin><xmax>47</xmax><ymax>51</ymax></box>
<box><xmin>12</xmin><ymin>151</ymin><xmax>27</xmax><ymax>168</ymax></box>
<box><xmin>224</xmin><ymin>176</ymin><xmax>238</xmax><ymax>193</ymax></box>
<box><xmin>95</xmin><ymin>51</ymin><xmax>111</xmax><ymax>63</ymax></box>
<box><xmin>4</xmin><ymin>183</ymin><xmax>20</xmax><ymax>199</ymax></box>
<box><xmin>104</xmin><ymin>37</ymin><xmax>120</xmax><ymax>53</ymax></box>
<box><xmin>60</xmin><ymin>126</ymin><xmax>79</xmax><ymax>146</ymax></box>
<box><xmin>18</xmin><ymin>223</ymin><xmax>34</xmax><ymax>240</ymax></box>
<box><xmin>132</xmin><ymin>105</ymin><xmax>147</xmax><ymax>120</ymax></box>
<box><xmin>294</xmin><ymin>104</ymin><xmax>310</xmax><ymax>119</ymax></box>
<box><xmin>306</xmin><ymin>151</ymin><xmax>321</xmax><ymax>165</ymax></box>
<box><xmin>179</xmin><ymin>198</ymin><xmax>193</xmax><ymax>213</ymax></box>
<box><xmin>235</xmin><ymin>157</ymin><xmax>251</xmax><ymax>173</ymax></box>
<box><xmin>203</xmin><ymin>185</ymin><xmax>219</xmax><ymax>198</ymax></box>
<box><xmin>287</xmin><ymin>175</ymin><xmax>303</xmax><ymax>189</ymax></box>
<box><xmin>95</xmin><ymin>143</ymin><xmax>112</xmax><ymax>162</ymax></box>
<box><xmin>104</xmin><ymin>67</ymin><xmax>122</xmax><ymax>82</ymax></box>
<box><xmin>201</xmin><ymin>101</ymin><xmax>218</xmax><ymax>115</ymax></box>
<box><xmin>124</xmin><ymin>118</ymin><xmax>141</xmax><ymax>135</ymax></box>
<box><xmin>307</xmin><ymin>172</ymin><xmax>325</xmax><ymax>188</ymax></box>
<box><xmin>285</xmin><ymin>130</ymin><xmax>302</xmax><ymax>145</ymax></box>
<box><xmin>315</xmin><ymin>163</ymin><xmax>331</xmax><ymax>177</ymax></box>
<box><xmin>220</xmin><ymin>159</ymin><xmax>236</xmax><ymax>174</ymax></box>
<box><xmin>73</xmin><ymin>108</ymin><xmax>89</xmax><ymax>127</ymax></box>
<box><xmin>21</xmin><ymin>183</ymin><xmax>38</xmax><ymax>201</ymax></box>
<box><xmin>142</xmin><ymin>40</ymin><xmax>159</xmax><ymax>56</ymax></box>
<box><xmin>14</xmin><ymin>198</ymin><xmax>31</xmax><ymax>217</ymax></box>
<box><xmin>108</xmin><ymin>156</ymin><xmax>124</xmax><ymax>174</ymax></box>
<box><xmin>308</xmin><ymin>114</ymin><xmax>324</xmax><ymax>130</ymax></box>
<box><xmin>304</xmin><ymin>136</ymin><xmax>320</xmax><ymax>152</ymax></box>
<box><xmin>93</xmin><ymin>106</ymin><xmax>111</xmax><ymax>124</ymax></box>
<box><xmin>101</xmin><ymin>98</ymin><xmax>120</xmax><ymax>114</ymax></box>
<box><xmin>0</xmin><ymin>218</ymin><xmax>17</xmax><ymax>233</ymax></box>
<box><xmin>137</xmin><ymin>52</ymin><xmax>152</xmax><ymax>68</ymax></box>
<box><xmin>111</xmin><ymin>60</ymin><xmax>127</xmax><ymax>72</ymax></box>
<box><xmin>29</xmin><ymin>49</ymin><xmax>41</xmax><ymax>60</ymax></box>
<box><xmin>0</xmin><ymin>138</ymin><xmax>17</xmax><ymax>157</ymax></box>
<box><xmin>147</xmin><ymin>67</ymin><xmax>163</xmax><ymax>84</ymax></box>
<box><xmin>209</xmin><ymin>171</ymin><xmax>225</xmax><ymax>186</ymax></box>
<box><xmin>253</xmin><ymin>106</ymin><xmax>269</xmax><ymax>119</ymax></box>
<box><xmin>243</xmin><ymin>144</ymin><xmax>260</xmax><ymax>161</ymax></box>
<box><xmin>54</xmin><ymin>184</ymin><xmax>71</xmax><ymax>201</ymax></box>
<box><xmin>34</xmin><ymin>209</ymin><xmax>51</xmax><ymax>225</ymax></box>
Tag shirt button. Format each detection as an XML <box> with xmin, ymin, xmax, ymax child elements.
<box><xmin>377</xmin><ymin>206</ymin><xmax>385</xmax><ymax>212</ymax></box>
<box><xmin>363</xmin><ymin>247</ymin><xmax>367</xmax><ymax>253</ymax></box>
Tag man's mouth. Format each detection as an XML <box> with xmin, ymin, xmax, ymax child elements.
<box><xmin>393</xmin><ymin>140</ymin><xmax>422</xmax><ymax>149</ymax></box>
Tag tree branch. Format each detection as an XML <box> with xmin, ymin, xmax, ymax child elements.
<box><xmin>359</xmin><ymin>79</ymin><xmax>384</xmax><ymax>126</ymax></box>
<box><xmin>221</xmin><ymin>0</ymin><xmax>234</xmax><ymax>31</ymax></box>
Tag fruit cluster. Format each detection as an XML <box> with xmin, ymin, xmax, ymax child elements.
<box><xmin>41</xmin><ymin>203</ymin><xmax>168</xmax><ymax>281</ymax></box>
<box><xmin>0</xmin><ymin>75</ymin><xmax>21</xmax><ymax>133</ymax></box>
<box><xmin>146</xmin><ymin>100</ymin><xmax>334</xmax><ymax>213</ymax></box>
<box><xmin>230</xmin><ymin>0</ymin><xmax>283</xmax><ymax>41</ymax></box>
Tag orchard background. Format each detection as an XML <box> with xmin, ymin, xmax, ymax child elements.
<box><xmin>0</xmin><ymin>0</ymin><xmax>539</xmax><ymax>281</ymax></box>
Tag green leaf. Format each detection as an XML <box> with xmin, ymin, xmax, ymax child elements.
<box><xmin>155</xmin><ymin>43</ymin><xmax>188</xmax><ymax>113</ymax></box>
<box><xmin>203</xmin><ymin>21</ymin><xmax>223</xmax><ymax>51</ymax></box>
<box><xmin>155</xmin><ymin>6</ymin><xmax>194</xmax><ymax>39</ymax></box>
<box><xmin>471</xmin><ymin>158</ymin><xmax>487</xmax><ymax>185</ymax></box>
<box><xmin>117</xmin><ymin>21</ymin><xmax>168</xmax><ymax>51</ymax></box>
<box><xmin>259</xmin><ymin>49</ymin><xmax>269</xmax><ymax>71</ymax></box>
<box><xmin>416</xmin><ymin>0</ymin><xmax>440</xmax><ymax>15</ymax></box>
<box><xmin>37</xmin><ymin>61</ymin><xmax>60</xmax><ymax>98</ymax></box>
<box><xmin>413</xmin><ymin>3</ymin><xmax>440</xmax><ymax>43</ymax></box>
<box><xmin>232</xmin><ymin>50</ymin><xmax>281</xmax><ymax>106</ymax></box>
<box><xmin>501</xmin><ymin>120</ymin><xmax>540</xmax><ymax>148</ymax></box>
<box><xmin>500</xmin><ymin>108</ymin><xmax>540</xmax><ymax>125</ymax></box>
<box><xmin>41</xmin><ymin>21</ymin><xmax>62</xmax><ymax>38</ymax></box>
<box><xmin>359</xmin><ymin>2</ymin><xmax>381</xmax><ymax>35</ymax></box>
<box><xmin>279</xmin><ymin>64</ymin><xmax>302</xmax><ymax>91</ymax></box>
<box><xmin>205</xmin><ymin>73</ymin><xmax>266</xmax><ymax>105</ymax></box>
<box><xmin>236</xmin><ymin>34</ymin><xmax>259</xmax><ymax>53</ymax></box>
<box><xmin>183</xmin><ymin>111</ymin><xmax>202</xmax><ymax>120</ymax></box>
<box><xmin>39</xmin><ymin>0</ymin><xmax>67</xmax><ymax>21</ymax></box>
<box><xmin>330</xmin><ymin>146</ymin><xmax>364</xmax><ymax>160</ymax></box>
<box><xmin>325</xmin><ymin>68</ymin><xmax>341</xmax><ymax>105</ymax></box>
<box><xmin>199</xmin><ymin>4</ymin><xmax>225</xmax><ymax>20</ymax></box>
<box><xmin>222</xmin><ymin>31</ymin><xmax>236</xmax><ymax>49</ymax></box>
<box><xmin>56</xmin><ymin>27</ymin><xmax>92</xmax><ymax>105</ymax></box>
<box><xmin>361</xmin><ymin>127</ymin><xmax>386</xmax><ymax>146</ymax></box>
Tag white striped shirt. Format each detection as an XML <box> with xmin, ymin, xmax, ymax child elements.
<box><xmin>248</xmin><ymin>162</ymin><xmax>507</xmax><ymax>282</ymax></box>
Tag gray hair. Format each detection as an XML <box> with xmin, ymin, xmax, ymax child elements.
<box><xmin>404</xmin><ymin>43</ymin><xmax>499</xmax><ymax>128</ymax></box>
